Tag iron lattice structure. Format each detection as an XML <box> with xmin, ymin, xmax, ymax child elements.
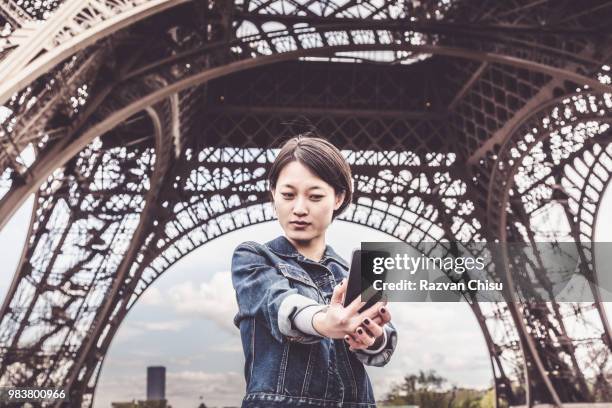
<box><xmin>0</xmin><ymin>0</ymin><xmax>611</xmax><ymax>406</ymax></box>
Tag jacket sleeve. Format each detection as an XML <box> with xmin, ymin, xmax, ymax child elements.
<box><xmin>350</xmin><ymin>321</ymin><xmax>398</xmax><ymax>367</ymax></box>
<box><xmin>231</xmin><ymin>242</ymin><xmax>325</xmax><ymax>344</ymax></box>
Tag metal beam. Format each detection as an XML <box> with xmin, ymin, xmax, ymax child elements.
<box><xmin>2</xmin><ymin>41</ymin><xmax>611</xmax><ymax>235</ymax></box>
<box><xmin>206</xmin><ymin>105</ymin><xmax>447</xmax><ymax>120</ymax></box>
<box><xmin>59</xmin><ymin>99</ymin><xmax>176</xmax><ymax>404</ymax></box>
<box><xmin>0</xmin><ymin>0</ymin><xmax>191</xmax><ymax>105</ymax></box>
<box><xmin>448</xmin><ymin>62</ymin><xmax>488</xmax><ymax>111</ymax></box>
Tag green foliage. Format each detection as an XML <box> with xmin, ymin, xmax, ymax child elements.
<box><xmin>380</xmin><ymin>370</ymin><xmax>494</xmax><ymax>408</ymax></box>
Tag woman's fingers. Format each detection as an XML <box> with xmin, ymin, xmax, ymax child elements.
<box><xmin>353</xmin><ymin>326</ymin><xmax>376</xmax><ymax>347</ymax></box>
<box><xmin>330</xmin><ymin>278</ymin><xmax>348</xmax><ymax>305</ymax></box>
<box><xmin>361</xmin><ymin>317</ymin><xmax>384</xmax><ymax>338</ymax></box>
<box><xmin>377</xmin><ymin>305</ymin><xmax>391</xmax><ymax>324</ymax></box>
<box><xmin>344</xmin><ymin>331</ymin><xmax>374</xmax><ymax>350</ymax></box>
<box><xmin>365</xmin><ymin>305</ymin><xmax>391</xmax><ymax>326</ymax></box>
<box><xmin>357</xmin><ymin>299</ymin><xmax>388</xmax><ymax>321</ymax></box>
<box><xmin>344</xmin><ymin>334</ymin><xmax>363</xmax><ymax>351</ymax></box>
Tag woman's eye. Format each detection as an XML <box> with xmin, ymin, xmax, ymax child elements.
<box><xmin>310</xmin><ymin>195</ymin><xmax>323</xmax><ymax>200</ymax></box>
<box><xmin>281</xmin><ymin>193</ymin><xmax>294</xmax><ymax>199</ymax></box>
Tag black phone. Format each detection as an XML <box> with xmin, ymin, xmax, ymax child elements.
<box><xmin>343</xmin><ymin>249</ymin><xmax>390</xmax><ymax>313</ymax></box>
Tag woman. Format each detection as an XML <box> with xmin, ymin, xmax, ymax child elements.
<box><xmin>231</xmin><ymin>135</ymin><xmax>398</xmax><ymax>407</ymax></box>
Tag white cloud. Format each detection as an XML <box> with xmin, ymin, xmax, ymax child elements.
<box><xmin>133</xmin><ymin>320</ymin><xmax>190</xmax><ymax>332</ymax></box>
<box><xmin>111</xmin><ymin>320</ymin><xmax>190</xmax><ymax>345</ymax></box>
<box><xmin>139</xmin><ymin>286</ymin><xmax>164</xmax><ymax>306</ymax></box>
<box><xmin>165</xmin><ymin>271</ymin><xmax>239</xmax><ymax>334</ymax></box>
<box><xmin>209</xmin><ymin>337</ymin><xmax>243</xmax><ymax>353</ymax></box>
<box><xmin>111</xmin><ymin>325</ymin><xmax>145</xmax><ymax>344</ymax></box>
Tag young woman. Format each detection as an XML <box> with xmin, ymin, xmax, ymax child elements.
<box><xmin>231</xmin><ymin>136</ymin><xmax>398</xmax><ymax>407</ymax></box>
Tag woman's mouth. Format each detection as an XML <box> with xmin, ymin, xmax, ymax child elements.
<box><xmin>290</xmin><ymin>221</ymin><xmax>310</xmax><ymax>228</ymax></box>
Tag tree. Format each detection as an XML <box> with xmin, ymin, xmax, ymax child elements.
<box><xmin>381</xmin><ymin>370</ymin><xmax>490</xmax><ymax>408</ymax></box>
<box><xmin>383</xmin><ymin>370</ymin><xmax>450</xmax><ymax>407</ymax></box>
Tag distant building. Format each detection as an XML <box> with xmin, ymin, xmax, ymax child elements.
<box><xmin>110</xmin><ymin>366</ymin><xmax>171</xmax><ymax>408</ymax></box>
<box><xmin>147</xmin><ymin>366</ymin><xmax>166</xmax><ymax>401</ymax></box>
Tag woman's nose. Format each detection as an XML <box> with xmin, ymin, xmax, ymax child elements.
<box><xmin>293</xmin><ymin>197</ymin><xmax>308</xmax><ymax>215</ymax></box>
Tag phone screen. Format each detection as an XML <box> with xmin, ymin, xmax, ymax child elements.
<box><xmin>344</xmin><ymin>249</ymin><xmax>390</xmax><ymax>312</ymax></box>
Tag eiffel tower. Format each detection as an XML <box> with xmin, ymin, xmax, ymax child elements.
<box><xmin>0</xmin><ymin>0</ymin><xmax>611</xmax><ymax>407</ymax></box>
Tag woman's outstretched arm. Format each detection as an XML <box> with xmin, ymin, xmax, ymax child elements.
<box><xmin>231</xmin><ymin>242</ymin><xmax>325</xmax><ymax>344</ymax></box>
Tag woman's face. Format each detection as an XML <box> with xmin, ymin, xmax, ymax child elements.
<box><xmin>272</xmin><ymin>160</ymin><xmax>345</xmax><ymax>243</ymax></box>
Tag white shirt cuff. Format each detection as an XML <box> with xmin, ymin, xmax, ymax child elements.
<box><xmin>292</xmin><ymin>303</ymin><xmax>328</xmax><ymax>337</ymax></box>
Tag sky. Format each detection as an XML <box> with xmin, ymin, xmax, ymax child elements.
<box><xmin>0</xmin><ymin>188</ymin><xmax>611</xmax><ymax>408</ymax></box>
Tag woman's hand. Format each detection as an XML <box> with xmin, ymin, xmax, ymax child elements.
<box><xmin>344</xmin><ymin>304</ymin><xmax>392</xmax><ymax>351</ymax></box>
<box><xmin>312</xmin><ymin>278</ymin><xmax>388</xmax><ymax>341</ymax></box>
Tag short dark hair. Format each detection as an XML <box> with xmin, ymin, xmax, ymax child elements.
<box><xmin>268</xmin><ymin>135</ymin><xmax>353</xmax><ymax>220</ymax></box>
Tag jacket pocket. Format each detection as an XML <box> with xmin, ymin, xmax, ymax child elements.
<box><xmin>277</xmin><ymin>263</ymin><xmax>325</xmax><ymax>303</ymax></box>
<box><xmin>277</xmin><ymin>263</ymin><xmax>316</xmax><ymax>287</ymax></box>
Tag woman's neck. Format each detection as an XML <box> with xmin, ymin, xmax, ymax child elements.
<box><xmin>287</xmin><ymin>235</ymin><xmax>326</xmax><ymax>262</ymax></box>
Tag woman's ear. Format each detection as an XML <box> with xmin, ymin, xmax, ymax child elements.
<box><xmin>334</xmin><ymin>191</ymin><xmax>346</xmax><ymax>210</ymax></box>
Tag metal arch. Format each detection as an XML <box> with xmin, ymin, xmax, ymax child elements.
<box><xmin>497</xmin><ymin>137</ymin><xmax>612</xmax><ymax>405</ymax></box>
<box><xmin>486</xmin><ymin>92</ymin><xmax>612</xmax><ymax>231</ymax></box>
<box><xmin>0</xmin><ymin>59</ymin><xmax>596</xmax><ymax>404</ymax></box>
<box><xmin>57</xmin><ymin>85</ymin><xmax>203</xmax><ymax>405</ymax></box>
<box><xmin>109</xmin><ymin>135</ymin><xmax>517</xmax><ymax>400</ymax></box>
<box><xmin>555</xmin><ymin>132</ymin><xmax>612</xmax><ymax>348</ymax></box>
<box><xmin>487</xmin><ymin>93</ymin><xmax>612</xmax><ymax>405</ymax></box>
<box><xmin>0</xmin><ymin>117</ymin><xmax>159</xmax><ymax>389</ymax></box>
<box><xmin>135</xmin><ymin>149</ymin><xmax>472</xmax><ymax>286</ymax></box>
<box><xmin>0</xmin><ymin>46</ymin><xmax>148</xmax><ymax>232</ymax></box>
<box><xmin>122</xmin><ymin>42</ymin><xmax>611</xmax><ymax>93</ymax></box>
<box><xmin>0</xmin><ymin>17</ymin><xmax>605</xmax><ymax>115</ymax></box>
<box><xmin>58</xmin><ymin>95</ymin><xmax>178</xmax><ymax>406</ymax></box>
<box><xmin>54</xmin><ymin>172</ymin><xmax>469</xmax><ymax>405</ymax></box>
<box><xmin>496</xmin><ymin>133</ymin><xmax>612</xmax><ymax>407</ymax></box>
<box><xmin>123</xmin><ymin>201</ymin><xmax>513</xmax><ymax>404</ymax></box>
<box><xmin>2</xmin><ymin>39</ymin><xmax>611</xmax><ymax>234</ymax></box>
<box><xmin>0</xmin><ymin>69</ymin><xmax>177</xmax><ymax>402</ymax></box>
<box><xmin>0</xmin><ymin>185</ymin><xmax>38</xmax><ymax>338</ymax></box>
<box><xmin>1</xmin><ymin>13</ymin><xmax>607</xmax><ymax>108</ymax></box>
<box><xmin>75</xmin><ymin>201</ymin><xmax>504</xmax><ymax>407</ymax></box>
<box><xmin>0</xmin><ymin>12</ymin><xmax>608</xmax><ymax>182</ymax></box>
<box><xmin>0</xmin><ymin>7</ymin><xmax>610</xmax><ymax>203</ymax></box>
<box><xmin>509</xmin><ymin>131</ymin><xmax>612</xmax><ymax>344</ymax></box>
<box><xmin>129</xmin><ymin>203</ymin><xmax>461</xmax><ymax>299</ymax></box>
<box><xmin>0</xmin><ymin>2</ymin><xmax>599</xmax><ymax>408</ymax></box>
<box><xmin>564</xmin><ymin>139</ymin><xmax>612</xmax><ymax>361</ymax></box>
<box><xmin>0</xmin><ymin>0</ymin><xmax>191</xmax><ymax>104</ymax></box>
<box><xmin>138</xmin><ymin>198</ymin><xmax>451</xmax><ymax>287</ymax></box>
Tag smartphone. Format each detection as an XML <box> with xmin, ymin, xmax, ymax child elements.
<box><xmin>343</xmin><ymin>249</ymin><xmax>390</xmax><ymax>313</ymax></box>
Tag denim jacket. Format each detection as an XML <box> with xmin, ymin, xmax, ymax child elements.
<box><xmin>231</xmin><ymin>235</ymin><xmax>398</xmax><ymax>407</ymax></box>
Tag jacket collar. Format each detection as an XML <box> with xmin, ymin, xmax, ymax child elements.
<box><xmin>266</xmin><ymin>235</ymin><xmax>349</xmax><ymax>268</ymax></box>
